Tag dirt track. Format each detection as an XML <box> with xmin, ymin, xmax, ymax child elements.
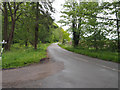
<box><xmin>2</xmin><ymin>58</ymin><xmax>64</xmax><ymax>88</ymax></box>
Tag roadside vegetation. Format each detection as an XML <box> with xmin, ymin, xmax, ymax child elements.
<box><xmin>59</xmin><ymin>44</ymin><xmax>118</xmax><ymax>63</ymax></box>
<box><xmin>2</xmin><ymin>43</ymin><xmax>50</xmax><ymax>69</ymax></box>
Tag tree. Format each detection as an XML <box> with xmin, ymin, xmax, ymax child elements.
<box><xmin>1</xmin><ymin>1</ymin><xmax>55</xmax><ymax>50</ymax></box>
<box><xmin>59</xmin><ymin>0</ymin><xmax>119</xmax><ymax>52</ymax></box>
<box><xmin>59</xmin><ymin>0</ymin><xmax>81</xmax><ymax>47</ymax></box>
<box><xmin>95</xmin><ymin>1</ymin><xmax>120</xmax><ymax>52</ymax></box>
<box><xmin>82</xmin><ymin>1</ymin><xmax>120</xmax><ymax>51</ymax></box>
<box><xmin>34</xmin><ymin>2</ymin><xmax>39</xmax><ymax>50</ymax></box>
<box><xmin>80</xmin><ymin>2</ymin><xmax>102</xmax><ymax>50</ymax></box>
<box><xmin>3</xmin><ymin>2</ymin><xmax>8</xmax><ymax>50</ymax></box>
<box><xmin>6</xmin><ymin>2</ymin><xmax>23</xmax><ymax>50</ymax></box>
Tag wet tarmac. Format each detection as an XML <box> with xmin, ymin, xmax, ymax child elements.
<box><xmin>2</xmin><ymin>43</ymin><xmax>118</xmax><ymax>88</ymax></box>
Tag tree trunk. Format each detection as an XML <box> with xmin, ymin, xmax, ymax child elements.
<box><xmin>73</xmin><ymin>34</ymin><xmax>79</xmax><ymax>47</ymax></box>
<box><xmin>72</xmin><ymin>18</ymin><xmax>80</xmax><ymax>47</ymax></box>
<box><xmin>94</xmin><ymin>26</ymin><xmax>98</xmax><ymax>51</ymax></box>
<box><xmin>72</xmin><ymin>18</ymin><xmax>76</xmax><ymax>47</ymax></box>
<box><xmin>73</xmin><ymin>20</ymin><xmax>79</xmax><ymax>47</ymax></box>
<box><xmin>72</xmin><ymin>2</ymin><xmax>79</xmax><ymax>47</ymax></box>
<box><xmin>7</xmin><ymin>19</ymin><xmax>15</xmax><ymax>50</ymax></box>
<box><xmin>116</xmin><ymin>10</ymin><xmax>120</xmax><ymax>54</ymax></box>
<box><xmin>78</xmin><ymin>17</ymin><xmax>81</xmax><ymax>45</ymax></box>
<box><xmin>3</xmin><ymin>2</ymin><xmax>8</xmax><ymax>50</ymax></box>
<box><xmin>6</xmin><ymin>2</ymin><xmax>22</xmax><ymax>50</ymax></box>
<box><xmin>34</xmin><ymin>2</ymin><xmax>39</xmax><ymax>50</ymax></box>
<box><xmin>25</xmin><ymin>40</ymin><xmax>28</xmax><ymax>47</ymax></box>
<box><xmin>25</xmin><ymin>28</ymin><xmax>29</xmax><ymax>47</ymax></box>
<box><xmin>94</xmin><ymin>36</ymin><xmax>98</xmax><ymax>50</ymax></box>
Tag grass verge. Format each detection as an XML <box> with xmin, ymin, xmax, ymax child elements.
<box><xmin>58</xmin><ymin>44</ymin><xmax>118</xmax><ymax>63</ymax></box>
<box><xmin>2</xmin><ymin>43</ymin><xmax>50</xmax><ymax>69</ymax></box>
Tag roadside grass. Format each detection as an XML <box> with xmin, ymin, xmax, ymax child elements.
<box><xmin>58</xmin><ymin>44</ymin><xmax>118</xmax><ymax>63</ymax></box>
<box><xmin>2</xmin><ymin>43</ymin><xmax>50</xmax><ymax>69</ymax></box>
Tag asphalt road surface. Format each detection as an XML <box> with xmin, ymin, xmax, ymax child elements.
<box><xmin>2</xmin><ymin>43</ymin><xmax>119</xmax><ymax>88</ymax></box>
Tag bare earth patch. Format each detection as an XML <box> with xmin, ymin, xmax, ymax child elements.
<box><xmin>2</xmin><ymin>58</ymin><xmax>64</xmax><ymax>88</ymax></box>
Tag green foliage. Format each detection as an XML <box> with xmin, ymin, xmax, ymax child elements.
<box><xmin>61</xmin><ymin>28</ymin><xmax>71</xmax><ymax>44</ymax></box>
<box><xmin>59</xmin><ymin>0</ymin><xmax>118</xmax><ymax>51</ymax></box>
<box><xmin>13</xmin><ymin>2</ymin><xmax>55</xmax><ymax>45</ymax></box>
<box><xmin>59</xmin><ymin>44</ymin><xmax>118</xmax><ymax>63</ymax></box>
<box><xmin>2</xmin><ymin>43</ymin><xmax>50</xmax><ymax>69</ymax></box>
<box><xmin>1</xmin><ymin>2</ymin><xmax>55</xmax><ymax>50</ymax></box>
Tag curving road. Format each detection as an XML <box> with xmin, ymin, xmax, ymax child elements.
<box><xmin>2</xmin><ymin>43</ymin><xmax>119</xmax><ymax>88</ymax></box>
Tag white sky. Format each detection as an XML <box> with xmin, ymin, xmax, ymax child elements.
<box><xmin>52</xmin><ymin>0</ymin><xmax>69</xmax><ymax>30</ymax></box>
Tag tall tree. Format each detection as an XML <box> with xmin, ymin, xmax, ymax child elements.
<box><xmin>34</xmin><ymin>2</ymin><xmax>39</xmax><ymax>50</ymax></box>
<box><xmin>59</xmin><ymin>0</ymin><xmax>80</xmax><ymax>47</ymax></box>
<box><xmin>99</xmin><ymin>1</ymin><xmax>120</xmax><ymax>52</ymax></box>
<box><xmin>3</xmin><ymin>2</ymin><xmax>8</xmax><ymax>50</ymax></box>
<box><xmin>7</xmin><ymin>2</ymin><xmax>23</xmax><ymax>50</ymax></box>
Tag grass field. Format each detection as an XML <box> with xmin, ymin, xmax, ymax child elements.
<box><xmin>59</xmin><ymin>44</ymin><xmax>119</xmax><ymax>63</ymax></box>
<box><xmin>2</xmin><ymin>43</ymin><xmax>50</xmax><ymax>69</ymax></box>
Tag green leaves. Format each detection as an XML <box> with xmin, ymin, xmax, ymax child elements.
<box><xmin>59</xmin><ymin>0</ymin><xmax>118</xmax><ymax>51</ymax></box>
<box><xmin>1</xmin><ymin>1</ymin><xmax>56</xmax><ymax>48</ymax></box>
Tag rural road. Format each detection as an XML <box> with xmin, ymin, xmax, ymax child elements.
<box><xmin>2</xmin><ymin>43</ymin><xmax>119</xmax><ymax>88</ymax></box>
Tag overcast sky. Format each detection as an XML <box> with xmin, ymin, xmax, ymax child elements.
<box><xmin>52</xmin><ymin>0</ymin><xmax>70</xmax><ymax>30</ymax></box>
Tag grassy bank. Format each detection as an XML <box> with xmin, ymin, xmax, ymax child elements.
<box><xmin>2</xmin><ymin>43</ymin><xmax>50</xmax><ymax>69</ymax></box>
<box><xmin>59</xmin><ymin>44</ymin><xmax>118</xmax><ymax>63</ymax></box>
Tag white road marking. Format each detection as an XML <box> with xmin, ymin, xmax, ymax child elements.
<box><xmin>95</xmin><ymin>63</ymin><xmax>119</xmax><ymax>72</ymax></box>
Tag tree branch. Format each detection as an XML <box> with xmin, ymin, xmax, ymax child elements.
<box><xmin>83</xmin><ymin>13</ymin><xmax>119</xmax><ymax>21</ymax></box>
<box><xmin>14</xmin><ymin>2</ymin><xmax>23</xmax><ymax>15</ymax></box>
<box><xmin>8</xmin><ymin>2</ymin><xmax>13</xmax><ymax>21</ymax></box>
<box><xmin>15</xmin><ymin>13</ymin><xmax>22</xmax><ymax>21</ymax></box>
